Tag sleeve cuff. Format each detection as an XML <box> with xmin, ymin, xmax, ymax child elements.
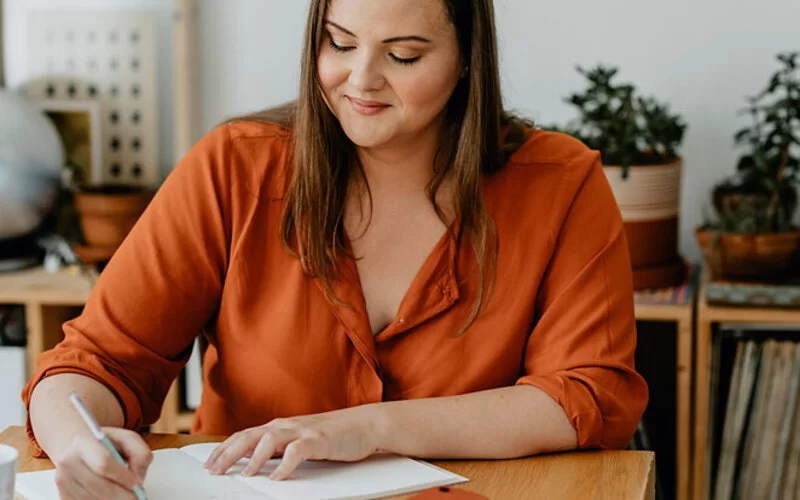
<box><xmin>22</xmin><ymin>360</ymin><xmax>145</xmax><ymax>457</ymax></box>
<box><xmin>515</xmin><ymin>373</ymin><xmax>605</xmax><ymax>449</ymax></box>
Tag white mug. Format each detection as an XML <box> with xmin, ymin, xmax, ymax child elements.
<box><xmin>0</xmin><ymin>444</ymin><xmax>18</xmax><ymax>500</ymax></box>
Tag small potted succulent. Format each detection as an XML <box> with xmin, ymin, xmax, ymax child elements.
<box><xmin>550</xmin><ymin>65</ymin><xmax>688</xmax><ymax>289</ymax></box>
<box><xmin>696</xmin><ymin>52</ymin><xmax>800</xmax><ymax>280</ymax></box>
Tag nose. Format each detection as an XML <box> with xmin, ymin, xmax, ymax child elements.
<box><xmin>347</xmin><ymin>51</ymin><xmax>385</xmax><ymax>93</ymax></box>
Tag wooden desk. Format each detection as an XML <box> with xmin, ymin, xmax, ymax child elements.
<box><xmin>693</xmin><ymin>271</ymin><xmax>800</xmax><ymax>499</ymax></box>
<box><xmin>2</xmin><ymin>426</ymin><xmax>655</xmax><ymax>499</ymax></box>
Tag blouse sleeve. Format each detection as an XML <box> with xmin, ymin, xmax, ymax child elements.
<box><xmin>515</xmin><ymin>151</ymin><xmax>649</xmax><ymax>449</ymax></box>
<box><xmin>21</xmin><ymin>125</ymin><xmax>236</xmax><ymax>455</ymax></box>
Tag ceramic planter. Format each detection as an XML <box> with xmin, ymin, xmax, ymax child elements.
<box><xmin>604</xmin><ymin>158</ymin><xmax>685</xmax><ymax>289</ymax></box>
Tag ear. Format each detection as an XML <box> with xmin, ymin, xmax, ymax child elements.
<box><xmin>461</xmin><ymin>64</ymin><xmax>470</xmax><ymax>79</ymax></box>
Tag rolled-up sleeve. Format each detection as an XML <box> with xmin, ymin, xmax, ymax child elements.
<box><xmin>21</xmin><ymin>125</ymin><xmax>235</xmax><ymax>455</ymax></box>
<box><xmin>515</xmin><ymin>151</ymin><xmax>648</xmax><ymax>449</ymax></box>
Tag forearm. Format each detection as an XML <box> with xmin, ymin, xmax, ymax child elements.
<box><xmin>29</xmin><ymin>373</ymin><xmax>125</xmax><ymax>460</ymax></box>
<box><xmin>374</xmin><ymin>385</ymin><xmax>577</xmax><ymax>459</ymax></box>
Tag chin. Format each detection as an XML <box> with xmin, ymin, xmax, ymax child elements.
<box><xmin>339</xmin><ymin>122</ymin><xmax>396</xmax><ymax>149</ymax></box>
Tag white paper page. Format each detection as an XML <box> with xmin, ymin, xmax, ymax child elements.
<box><xmin>144</xmin><ymin>449</ymin><xmax>267</xmax><ymax>500</ymax></box>
<box><xmin>180</xmin><ymin>443</ymin><xmax>467</xmax><ymax>500</ymax></box>
<box><xmin>15</xmin><ymin>468</ymin><xmax>58</xmax><ymax>500</ymax></box>
<box><xmin>16</xmin><ymin>449</ymin><xmax>268</xmax><ymax>500</ymax></box>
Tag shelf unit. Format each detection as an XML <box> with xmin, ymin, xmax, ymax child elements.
<box><xmin>693</xmin><ymin>271</ymin><xmax>800</xmax><ymax>499</ymax></box>
<box><xmin>634</xmin><ymin>292</ymin><xmax>695</xmax><ymax>500</ymax></box>
<box><xmin>0</xmin><ymin>266</ymin><xmax>191</xmax><ymax>433</ymax></box>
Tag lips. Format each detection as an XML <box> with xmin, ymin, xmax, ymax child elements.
<box><xmin>346</xmin><ymin>96</ymin><xmax>390</xmax><ymax>116</ymax></box>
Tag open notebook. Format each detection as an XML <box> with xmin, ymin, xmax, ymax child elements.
<box><xmin>16</xmin><ymin>442</ymin><xmax>467</xmax><ymax>500</ymax></box>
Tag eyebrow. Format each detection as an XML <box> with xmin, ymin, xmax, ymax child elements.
<box><xmin>325</xmin><ymin>20</ymin><xmax>432</xmax><ymax>44</ymax></box>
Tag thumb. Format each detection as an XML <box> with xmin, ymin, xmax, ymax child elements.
<box><xmin>104</xmin><ymin>427</ymin><xmax>154</xmax><ymax>482</ymax></box>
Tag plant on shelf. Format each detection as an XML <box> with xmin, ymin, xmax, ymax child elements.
<box><xmin>548</xmin><ymin>65</ymin><xmax>688</xmax><ymax>290</ymax></box>
<box><xmin>551</xmin><ymin>65</ymin><xmax>686</xmax><ymax>178</ymax></box>
<box><xmin>697</xmin><ymin>51</ymin><xmax>800</xmax><ymax>280</ymax></box>
<box><xmin>53</xmin><ymin>162</ymin><xmax>154</xmax><ymax>267</ymax></box>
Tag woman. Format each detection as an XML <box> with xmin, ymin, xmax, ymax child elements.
<box><xmin>24</xmin><ymin>0</ymin><xmax>648</xmax><ymax>497</ymax></box>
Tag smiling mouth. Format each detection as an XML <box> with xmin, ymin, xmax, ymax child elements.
<box><xmin>346</xmin><ymin>96</ymin><xmax>391</xmax><ymax>116</ymax></box>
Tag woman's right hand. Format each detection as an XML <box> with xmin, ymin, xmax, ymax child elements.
<box><xmin>51</xmin><ymin>427</ymin><xmax>153</xmax><ymax>500</ymax></box>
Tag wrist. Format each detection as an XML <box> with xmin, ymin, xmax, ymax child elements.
<box><xmin>366</xmin><ymin>401</ymin><xmax>396</xmax><ymax>454</ymax></box>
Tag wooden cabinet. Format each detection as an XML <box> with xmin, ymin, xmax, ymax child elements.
<box><xmin>634</xmin><ymin>293</ymin><xmax>695</xmax><ymax>500</ymax></box>
<box><xmin>693</xmin><ymin>271</ymin><xmax>800</xmax><ymax>499</ymax></box>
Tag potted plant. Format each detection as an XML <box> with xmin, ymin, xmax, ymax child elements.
<box><xmin>696</xmin><ymin>52</ymin><xmax>800</xmax><ymax>281</ymax></box>
<box><xmin>551</xmin><ymin>65</ymin><xmax>688</xmax><ymax>289</ymax></box>
<box><xmin>59</xmin><ymin>163</ymin><xmax>154</xmax><ymax>265</ymax></box>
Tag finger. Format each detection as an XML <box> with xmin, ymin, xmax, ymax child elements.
<box><xmin>81</xmin><ymin>440</ymin><xmax>140</xmax><ymax>492</ymax></box>
<box><xmin>204</xmin><ymin>431</ymin><xmax>247</xmax><ymax>470</ymax></box>
<box><xmin>203</xmin><ymin>442</ymin><xmax>225</xmax><ymax>469</ymax></box>
<box><xmin>242</xmin><ymin>433</ymin><xmax>281</xmax><ymax>476</ymax></box>
<box><xmin>62</xmin><ymin>455</ymin><xmax>136</xmax><ymax>499</ymax></box>
<box><xmin>209</xmin><ymin>431</ymin><xmax>260</xmax><ymax>475</ymax></box>
<box><xmin>105</xmin><ymin>428</ymin><xmax>154</xmax><ymax>482</ymax></box>
<box><xmin>270</xmin><ymin>439</ymin><xmax>316</xmax><ymax>481</ymax></box>
<box><xmin>204</xmin><ymin>432</ymin><xmax>245</xmax><ymax>470</ymax></box>
<box><xmin>55</xmin><ymin>467</ymin><xmax>92</xmax><ymax>500</ymax></box>
<box><xmin>78</xmin><ymin>460</ymin><xmax>137</xmax><ymax>500</ymax></box>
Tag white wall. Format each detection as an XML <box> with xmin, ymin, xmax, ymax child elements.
<box><xmin>107</xmin><ymin>1</ymin><xmax>800</xmax><ymax>260</ymax></box>
<box><xmin>2</xmin><ymin>0</ymin><xmax>178</xmax><ymax>180</ymax></box>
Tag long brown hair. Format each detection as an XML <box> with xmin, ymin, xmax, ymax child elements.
<box><xmin>235</xmin><ymin>0</ymin><xmax>531</xmax><ymax>335</ymax></box>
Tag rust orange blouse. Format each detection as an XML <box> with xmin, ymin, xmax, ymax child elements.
<box><xmin>22</xmin><ymin>121</ymin><xmax>648</xmax><ymax>455</ymax></box>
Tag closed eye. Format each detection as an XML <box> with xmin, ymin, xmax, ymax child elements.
<box><xmin>390</xmin><ymin>54</ymin><xmax>421</xmax><ymax>65</ymax></box>
<box><xmin>328</xmin><ymin>36</ymin><xmax>420</xmax><ymax>66</ymax></box>
<box><xmin>328</xmin><ymin>38</ymin><xmax>354</xmax><ymax>53</ymax></box>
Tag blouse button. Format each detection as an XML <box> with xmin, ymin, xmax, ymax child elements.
<box><xmin>398</xmin><ymin>317</ymin><xmax>406</xmax><ymax>324</ymax></box>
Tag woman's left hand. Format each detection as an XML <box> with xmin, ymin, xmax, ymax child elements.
<box><xmin>203</xmin><ymin>405</ymin><xmax>385</xmax><ymax>480</ymax></box>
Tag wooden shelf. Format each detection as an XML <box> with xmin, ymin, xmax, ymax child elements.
<box><xmin>693</xmin><ymin>270</ymin><xmax>800</xmax><ymax>499</ymax></box>
<box><xmin>0</xmin><ymin>266</ymin><xmax>92</xmax><ymax>305</ymax></box>
<box><xmin>635</xmin><ymin>301</ymin><xmax>693</xmax><ymax>323</ymax></box>
<box><xmin>634</xmin><ymin>291</ymin><xmax>695</xmax><ymax>500</ymax></box>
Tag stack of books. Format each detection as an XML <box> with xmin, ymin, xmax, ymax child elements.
<box><xmin>633</xmin><ymin>261</ymin><xmax>698</xmax><ymax>305</ymax></box>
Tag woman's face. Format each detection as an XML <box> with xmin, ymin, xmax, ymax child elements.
<box><xmin>317</xmin><ymin>0</ymin><xmax>463</xmax><ymax>150</ymax></box>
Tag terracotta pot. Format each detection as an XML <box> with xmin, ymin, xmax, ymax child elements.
<box><xmin>623</xmin><ymin>217</ymin><xmax>679</xmax><ymax>268</ymax></box>
<box><xmin>75</xmin><ymin>186</ymin><xmax>154</xmax><ymax>249</ymax></box>
<box><xmin>695</xmin><ymin>228</ymin><xmax>800</xmax><ymax>280</ymax></box>
<box><xmin>604</xmin><ymin>159</ymin><xmax>684</xmax><ymax>289</ymax></box>
<box><xmin>633</xmin><ymin>257</ymin><xmax>686</xmax><ymax>291</ymax></box>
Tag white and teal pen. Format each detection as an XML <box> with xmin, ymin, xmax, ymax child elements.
<box><xmin>68</xmin><ymin>391</ymin><xmax>148</xmax><ymax>500</ymax></box>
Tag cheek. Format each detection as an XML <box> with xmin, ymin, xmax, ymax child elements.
<box><xmin>393</xmin><ymin>66</ymin><xmax>459</xmax><ymax>115</ymax></box>
<box><xmin>317</xmin><ymin>53</ymin><xmax>347</xmax><ymax>97</ymax></box>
